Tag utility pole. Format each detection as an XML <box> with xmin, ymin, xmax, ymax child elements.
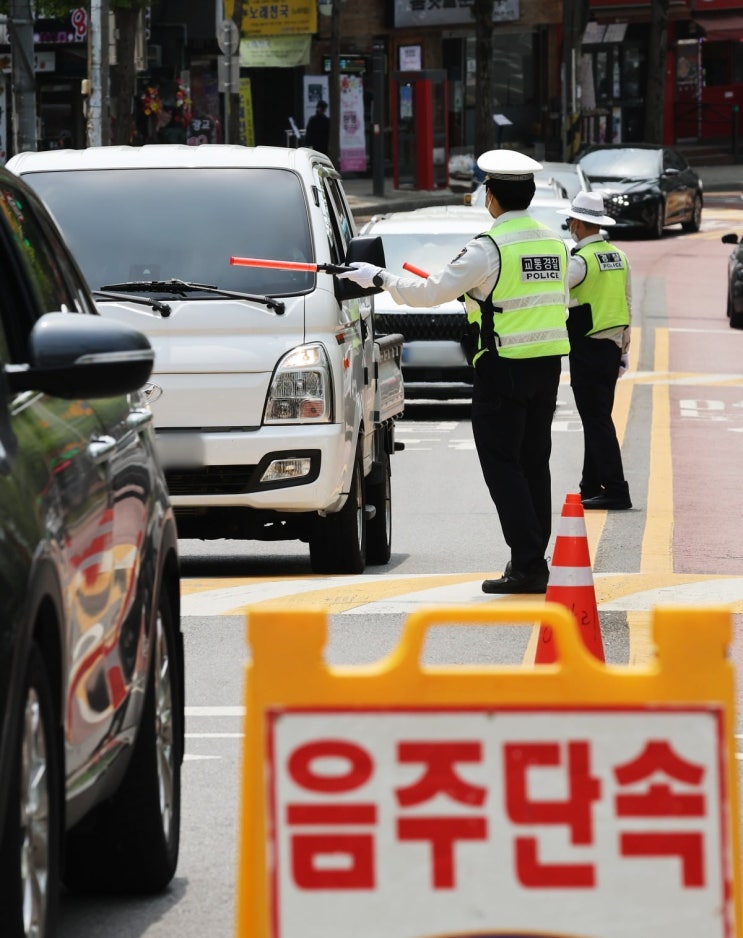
<box><xmin>562</xmin><ymin>0</ymin><xmax>589</xmax><ymax>160</ymax></box>
<box><xmin>9</xmin><ymin>0</ymin><xmax>36</xmax><ymax>153</ymax></box>
<box><xmin>329</xmin><ymin>0</ymin><xmax>341</xmax><ymax>168</ymax></box>
<box><xmin>87</xmin><ymin>0</ymin><xmax>110</xmax><ymax>146</ymax></box>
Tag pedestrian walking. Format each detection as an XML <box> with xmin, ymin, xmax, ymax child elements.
<box><xmin>558</xmin><ymin>191</ymin><xmax>632</xmax><ymax>510</ymax></box>
<box><xmin>339</xmin><ymin>149</ymin><xmax>570</xmax><ymax>593</ymax></box>
<box><xmin>304</xmin><ymin>100</ymin><xmax>330</xmax><ymax>156</ymax></box>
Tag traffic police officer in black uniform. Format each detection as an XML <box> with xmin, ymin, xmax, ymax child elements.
<box><xmin>339</xmin><ymin>150</ymin><xmax>570</xmax><ymax>593</ymax></box>
<box><xmin>559</xmin><ymin>191</ymin><xmax>632</xmax><ymax>510</ymax></box>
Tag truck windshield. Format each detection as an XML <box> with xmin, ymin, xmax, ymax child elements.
<box><xmin>26</xmin><ymin>167</ymin><xmax>315</xmax><ymax>296</ymax></box>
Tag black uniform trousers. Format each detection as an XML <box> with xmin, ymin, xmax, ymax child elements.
<box><xmin>471</xmin><ymin>351</ymin><xmax>562</xmax><ymax>574</ymax></box>
<box><xmin>569</xmin><ymin>335</ymin><xmax>628</xmax><ymax>499</ymax></box>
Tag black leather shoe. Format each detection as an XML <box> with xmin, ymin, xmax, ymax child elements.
<box><xmin>581</xmin><ymin>493</ymin><xmax>632</xmax><ymax>510</ymax></box>
<box><xmin>482</xmin><ymin>565</ymin><xmax>549</xmax><ymax>594</ymax></box>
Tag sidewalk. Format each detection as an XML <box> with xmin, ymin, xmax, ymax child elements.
<box><xmin>343</xmin><ymin>164</ymin><xmax>742</xmax><ymax>220</ymax></box>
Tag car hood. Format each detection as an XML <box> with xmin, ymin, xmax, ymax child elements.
<box><xmin>588</xmin><ymin>176</ymin><xmax>658</xmax><ymax>196</ymax></box>
<box><xmin>96</xmin><ymin>295</ymin><xmax>305</xmax><ymax>429</ymax></box>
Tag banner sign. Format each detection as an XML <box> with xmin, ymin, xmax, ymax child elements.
<box><xmin>237</xmin><ymin>604</ymin><xmax>742</xmax><ymax>937</ymax></box>
<box><xmin>339</xmin><ymin>73</ymin><xmax>366</xmax><ymax>173</ymax></box>
<box><xmin>394</xmin><ymin>0</ymin><xmax>519</xmax><ymax>28</ymax></box>
<box><xmin>239</xmin><ymin>36</ymin><xmax>310</xmax><ymax>68</ymax></box>
<box><xmin>242</xmin><ymin>0</ymin><xmax>317</xmax><ymax>36</ymax></box>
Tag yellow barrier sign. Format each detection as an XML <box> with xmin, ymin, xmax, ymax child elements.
<box><xmin>237</xmin><ymin>604</ymin><xmax>742</xmax><ymax>938</ymax></box>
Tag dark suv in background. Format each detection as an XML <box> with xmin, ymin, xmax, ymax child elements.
<box><xmin>0</xmin><ymin>168</ymin><xmax>183</xmax><ymax>937</ymax></box>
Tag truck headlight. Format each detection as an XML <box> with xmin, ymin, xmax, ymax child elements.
<box><xmin>264</xmin><ymin>343</ymin><xmax>333</xmax><ymax>423</ymax></box>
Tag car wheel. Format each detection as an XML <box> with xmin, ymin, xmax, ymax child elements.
<box><xmin>0</xmin><ymin>644</ymin><xmax>61</xmax><ymax>938</ymax></box>
<box><xmin>650</xmin><ymin>200</ymin><xmax>665</xmax><ymax>239</ymax></box>
<box><xmin>366</xmin><ymin>447</ymin><xmax>392</xmax><ymax>565</ymax></box>
<box><xmin>310</xmin><ymin>451</ymin><xmax>366</xmax><ymax>574</ymax></box>
<box><xmin>63</xmin><ymin>587</ymin><xmax>182</xmax><ymax>893</ymax></box>
<box><xmin>730</xmin><ymin>295</ymin><xmax>743</xmax><ymax>330</ymax></box>
<box><xmin>681</xmin><ymin>194</ymin><xmax>702</xmax><ymax>233</ymax></box>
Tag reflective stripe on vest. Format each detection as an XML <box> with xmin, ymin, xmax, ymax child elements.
<box><xmin>467</xmin><ymin>216</ymin><xmax>569</xmax><ymax>362</ymax></box>
<box><xmin>571</xmin><ymin>240</ymin><xmax>630</xmax><ymax>334</ymax></box>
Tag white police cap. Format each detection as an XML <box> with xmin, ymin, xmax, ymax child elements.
<box><xmin>477</xmin><ymin>149</ymin><xmax>543</xmax><ymax>181</ymax></box>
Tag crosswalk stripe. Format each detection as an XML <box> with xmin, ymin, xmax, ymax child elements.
<box><xmin>180</xmin><ymin>571</ymin><xmax>743</xmax><ymax>617</ymax></box>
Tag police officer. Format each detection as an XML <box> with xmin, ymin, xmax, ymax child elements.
<box><xmin>558</xmin><ymin>191</ymin><xmax>632</xmax><ymax>510</ymax></box>
<box><xmin>339</xmin><ymin>150</ymin><xmax>570</xmax><ymax>593</ymax></box>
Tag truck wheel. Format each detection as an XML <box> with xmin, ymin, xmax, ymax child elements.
<box><xmin>0</xmin><ymin>643</ymin><xmax>61</xmax><ymax>938</ymax></box>
<box><xmin>63</xmin><ymin>587</ymin><xmax>182</xmax><ymax>893</ymax></box>
<box><xmin>366</xmin><ymin>448</ymin><xmax>391</xmax><ymax>565</ymax></box>
<box><xmin>310</xmin><ymin>453</ymin><xmax>366</xmax><ymax>574</ymax></box>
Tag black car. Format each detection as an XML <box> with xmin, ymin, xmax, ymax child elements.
<box><xmin>577</xmin><ymin>143</ymin><xmax>703</xmax><ymax>238</ymax></box>
<box><xmin>0</xmin><ymin>167</ymin><xmax>183</xmax><ymax>936</ymax></box>
<box><xmin>721</xmin><ymin>231</ymin><xmax>743</xmax><ymax>329</ymax></box>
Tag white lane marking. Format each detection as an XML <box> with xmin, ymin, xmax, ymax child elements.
<box><xmin>182</xmin><ymin>573</ymin><xmax>743</xmax><ymax>617</ymax></box>
<box><xmin>186</xmin><ymin>706</ymin><xmax>245</xmax><ymax>716</ymax></box>
<box><xmin>599</xmin><ymin>577</ymin><xmax>743</xmax><ymax>610</ymax></box>
<box><xmin>184</xmin><ymin>754</ymin><xmax>222</xmax><ymax>762</ymax></box>
<box><xmin>186</xmin><ymin>733</ymin><xmax>244</xmax><ymax>739</ymax></box>
<box><xmin>181</xmin><ymin>573</ymin><xmax>466</xmax><ymax>617</ymax></box>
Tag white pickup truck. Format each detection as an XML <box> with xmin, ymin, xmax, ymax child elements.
<box><xmin>8</xmin><ymin>145</ymin><xmax>404</xmax><ymax>573</ymax></box>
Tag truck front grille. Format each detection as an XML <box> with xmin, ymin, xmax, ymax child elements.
<box><xmin>165</xmin><ymin>465</ymin><xmax>256</xmax><ymax>496</ymax></box>
<box><xmin>375</xmin><ymin>312</ymin><xmax>467</xmax><ymax>343</ymax></box>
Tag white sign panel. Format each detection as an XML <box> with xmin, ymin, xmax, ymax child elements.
<box><xmin>303</xmin><ymin>74</ymin><xmax>330</xmax><ymax>128</ymax></box>
<box><xmin>267</xmin><ymin>707</ymin><xmax>732</xmax><ymax>938</ymax></box>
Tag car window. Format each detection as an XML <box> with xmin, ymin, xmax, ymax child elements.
<box><xmin>580</xmin><ymin>147</ymin><xmax>660</xmax><ymax>179</ymax></box>
<box><xmin>664</xmin><ymin>149</ymin><xmax>686</xmax><ymax>172</ymax></box>
<box><xmin>372</xmin><ymin>230</ymin><xmax>476</xmax><ymax>277</ymax></box>
<box><xmin>23</xmin><ymin>167</ymin><xmax>315</xmax><ymax>296</ymax></box>
<box><xmin>313</xmin><ymin>167</ymin><xmax>354</xmax><ymax>264</ymax></box>
<box><xmin>0</xmin><ymin>293</ymin><xmax>13</xmax><ymax>365</ymax></box>
<box><xmin>0</xmin><ymin>179</ymin><xmax>79</xmax><ymax>315</ymax></box>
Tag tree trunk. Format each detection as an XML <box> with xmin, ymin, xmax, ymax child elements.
<box><xmin>111</xmin><ymin>5</ymin><xmax>140</xmax><ymax>145</ymax></box>
<box><xmin>645</xmin><ymin>0</ymin><xmax>669</xmax><ymax>144</ymax></box>
<box><xmin>472</xmin><ymin>0</ymin><xmax>495</xmax><ymax>158</ymax></box>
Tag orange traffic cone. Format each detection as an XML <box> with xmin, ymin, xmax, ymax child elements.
<box><xmin>535</xmin><ymin>493</ymin><xmax>605</xmax><ymax>663</ymax></box>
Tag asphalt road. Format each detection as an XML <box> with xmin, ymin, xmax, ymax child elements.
<box><xmin>58</xmin><ymin>192</ymin><xmax>743</xmax><ymax>937</ymax></box>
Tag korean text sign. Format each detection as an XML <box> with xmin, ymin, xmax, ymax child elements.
<box><xmin>237</xmin><ymin>605</ymin><xmax>742</xmax><ymax>938</ymax></box>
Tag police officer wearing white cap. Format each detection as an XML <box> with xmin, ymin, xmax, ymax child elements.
<box><xmin>558</xmin><ymin>190</ymin><xmax>632</xmax><ymax>511</ymax></box>
<box><xmin>339</xmin><ymin>149</ymin><xmax>570</xmax><ymax>593</ymax></box>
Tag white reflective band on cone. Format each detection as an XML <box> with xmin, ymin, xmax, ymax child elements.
<box><xmin>548</xmin><ymin>566</ymin><xmax>595</xmax><ymax>587</ymax></box>
<box><xmin>555</xmin><ymin>516</ymin><xmax>588</xmax><ymax>537</ymax></box>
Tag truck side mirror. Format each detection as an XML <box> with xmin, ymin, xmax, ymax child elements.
<box><xmin>335</xmin><ymin>235</ymin><xmax>387</xmax><ymax>302</ymax></box>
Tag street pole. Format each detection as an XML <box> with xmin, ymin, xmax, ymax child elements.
<box><xmin>88</xmin><ymin>0</ymin><xmax>110</xmax><ymax>147</ymax></box>
<box><xmin>9</xmin><ymin>0</ymin><xmax>36</xmax><ymax>153</ymax></box>
<box><xmin>372</xmin><ymin>39</ymin><xmax>385</xmax><ymax>197</ymax></box>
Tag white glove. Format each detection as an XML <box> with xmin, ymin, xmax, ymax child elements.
<box><xmin>337</xmin><ymin>262</ymin><xmax>382</xmax><ymax>289</ymax></box>
<box><xmin>619</xmin><ymin>353</ymin><xmax>629</xmax><ymax>377</ymax></box>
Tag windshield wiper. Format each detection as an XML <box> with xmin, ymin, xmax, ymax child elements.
<box><xmin>93</xmin><ymin>289</ymin><xmax>172</xmax><ymax>316</ymax></box>
<box><xmin>99</xmin><ymin>279</ymin><xmax>286</xmax><ymax>315</ymax></box>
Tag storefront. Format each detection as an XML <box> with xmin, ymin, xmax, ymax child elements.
<box><xmin>0</xmin><ymin>9</ymin><xmax>88</xmax><ymax>161</ymax></box>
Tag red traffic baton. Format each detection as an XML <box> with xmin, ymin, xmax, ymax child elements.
<box><xmin>403</xmin><ymin>261</ymin><xmax>429</xmax><ymax>279</ymax></box>
<box><xmin>229</xmin><ymin>256</ymin><xmax>354</xmax><ymax>275</ymax></box>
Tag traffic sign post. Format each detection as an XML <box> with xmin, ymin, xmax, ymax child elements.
<box><xmin>217</xmin><ymin>18</ymin><xmax>240</xmax><ymax>144</ymax></box>
<box><xmin>237</xmin><ymin>604</ymin><xmax>742</xmax><ymax>937</ymax></box>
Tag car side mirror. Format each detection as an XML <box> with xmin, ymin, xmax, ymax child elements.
<box><xmin>4</xmin><ymin>312</ymin><xmax>154</xmax><ymax>399</ymax></box>
<box><xmin>721</xmin><ymin>233</ymin><xmax>740</xmax><ymax>245</ymax></box>
<box><xmin>335</xmin><ymin>235</ymin><xmax>387</xmax><ymax>302</ymax></box>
